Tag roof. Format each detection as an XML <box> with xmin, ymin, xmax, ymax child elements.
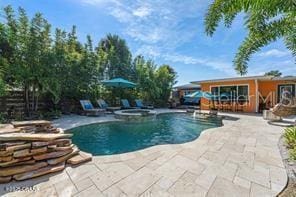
<box><xmin>174</xmin><ymin>83</ymin><xmax>201</xmax><ymax>90</ymax></box>
<box><xmin>191</xmin><ymin>75</ymin><xmax>296</xmax><ymax>84</ymax></box>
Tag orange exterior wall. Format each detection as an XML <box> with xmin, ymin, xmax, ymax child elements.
<box><xmin>200</xmin><ymin>80</ymin><xmax>257</xmax><ymax>112</ymax></box>
<box><xmin>258</xmin><ymin>80</ymin><xmax>295</xmax><ymax>107</ymax></box>
<box><xmin>200</xmin><ymin>79</ymin><xmax>296</xmax><ymax>113</ymax></box>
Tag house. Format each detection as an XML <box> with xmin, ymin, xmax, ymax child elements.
<box><xmin>191</xmin><ymin>75</ymin><xmax>296</xmax><ymax>113</ymax></box>
<box><xmin>173</xmin><ymin>84</ymin><xmax>201</xmax><ymax>98</ymax></box>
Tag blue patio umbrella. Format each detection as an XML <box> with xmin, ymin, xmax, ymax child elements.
<box><xmin>102</xmin><ymin>78</ymin><xmax>136</xmax><ymax>105</ymax></box>
<box><xmin>102</xmin><ymin>78</ymin><xmax>136</xmax><ymax>88</ymax></box>
<box><xmin>187</xmin><ymin>91</ymin><xmax>214</xmax><ymax>100</ymax></box>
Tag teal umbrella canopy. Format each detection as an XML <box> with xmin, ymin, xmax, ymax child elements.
<box><xmin>102</xmin><ymin>78</ymin><xmax>136</xmax><ymax>88</ymax></box>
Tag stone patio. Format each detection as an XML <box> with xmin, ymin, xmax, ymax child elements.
<box><xmin>0</xmin><ymin>110</ymin><xmax>288</xmax><ymax>197</ymax></box>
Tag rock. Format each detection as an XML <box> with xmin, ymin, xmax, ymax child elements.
<box><xmin>30</xmin><ymin>146</ymin><xmax>47</xmax><ymax>154</ymax></box>
<box><xmin>6</xmin><ymin>143</ymin><xmax>31</xmax><ymax>152</ymax></box>
<box><xmin>32</xmin><ymin>141</ymin><xmax>49</xmax><ymax>147</ymax></box>
<box><xmin>13</xmin><ymin>149</ymin><xmax>32</xmax><ymax>158</ymax></box>
<box><xmin>13</xmin><ymin>162</ymin><xmax>65</xmax><ymax>181</ymax></box>
<box><xmin>47</xmin><ymin>147</ymin><xmax>79</xmax><ymax>165</ymax></box>
<box><xmin>49</xmin><ymin>139</ymin><xmax>72</xmax><ymax>147</ymax></box>
<box><xmin>0</xmin><ymin>156</ymin><xmax>32</xmax><ymax>167</ymax></box>
<box><xmin>0</xmin><ymin>133</ymin><xmax>72</xmax><ymax>142</ymax></box>
<box><xmin>0</xmin><ymin>150</ymin><xmax>13</xmax><ymax>157</ymax></box>
<box><xmin>0</xmin><ymin>161</ymin><xmax>47</xmax><ymax>176</ymax></box>
<box><xmin>0</xmin><ymin>128</ymin><xmax>21</xmax><ymax>134</ymax></box>
<box><xmin>67</xmin><ymin>151</ymin><xmax>92</xmax><ymax>165</ymax></box>
<box><xmin>0</xmin><ymin>144</ymin><xmax>6</xmax><ymax>151</ymax></box>
<box><xmin>47</xmin><ymin>145</ymin><xmax>57</xmax><ymax>151</ymax></box>
<box><xmin>8</xmin><ymin>159</ymin><xmax>35</xmax><ymax>167</ymax></box>
<box><xmin>0</xmin><ymin>176</ymin><xmax>12</xmax><ymax>183</ymax></box>
<box><xmin>18</xmin><ymin>126</ymin><xmax>36</xmax><ymax>133</ymax></box>
<box><xmin>54</xmin><ymin>144</ymin><xmax>74</xmax><ymax>151</ymax></box>
<box><xmin>4</xmin><ymin>142</ymin><xmax>26</xmax><ymax>146</ymax></box>
<box><xmin>12</xmin><ymin>120</ymin><xmax>51</xmax><ymax>128</ymax></box>
<box><xmin>0</xmin><ymin>155</ymin><xmax>12</xmax><ymax>162</ymax></box>
<box><xmin>33</xmin><ymin>149</ymin><xmax>73</xmax><ymax>161</ymax></box>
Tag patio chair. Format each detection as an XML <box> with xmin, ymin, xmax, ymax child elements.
<box><xmin>97</xmin><ymin>99</ymin><xmax>121</xmax><ymax>112</ymax></box>
<box><xmin>80</xmin><ymin>100</ymin><xmax>105</xmax><ymax>116</ymax></box>
<box><xmin>135</xmin><ymin>99</ymin><xmax>154</xmax><ymax>109</ymax></box>
<box><xmin>121</xmin><ymin>99</ymin><xmax>138</xmax><ymax>109</ymax></box>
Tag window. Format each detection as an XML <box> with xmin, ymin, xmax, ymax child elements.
<box><xmin>211</xmin><ymin>87</ymin><xmax>219</xmax><ymax>100</ymax></box>
<box><xmin>210</xmin><ymin>85</ymin><xmax>249</xmax><ymax>101</ymax></box>
<box><xmin>220</xmin><ymin>86</ymin><xmax>236</xmax><ymax>101</ymax></box>
<box><xmin>237</xmin><ymin>85</ymin><xmax>248</xmax><ymax>101</ymax></box>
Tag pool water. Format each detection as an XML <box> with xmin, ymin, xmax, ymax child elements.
<box><xmin>68</xmin><ymin>113</ymin><xmax>222</xmax><ymax>155</ymax></box>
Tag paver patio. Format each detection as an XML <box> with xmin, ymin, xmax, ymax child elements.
<box><xmin>0</xmin><ymin>110</ymin><xmax>288</xmax><ymax>197</ymax></box>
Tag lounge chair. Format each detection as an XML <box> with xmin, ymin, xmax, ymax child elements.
<box><xmin>97</xmin><ymin>99</ymin><xmax>121</xmax><ymax>112</ymax></box>
<box><xmin>121</xmin><ymin>99</ymin><xmax>138</xmax><ymax>109</ymax></box>
<box><xmin>80</xmin><ymin>100</ymin><xmax>105</xmax><ymax>116</ymax></box>
<box><xmin>135</xmin><ymin>99</ymin><xmax>154</xmax><ymax>109</ymax></box>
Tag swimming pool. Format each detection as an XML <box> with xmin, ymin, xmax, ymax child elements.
<box><xmin>68</xmin><ymin>113</ymin><xmax>222</xmax><ymax>155</ymax></box>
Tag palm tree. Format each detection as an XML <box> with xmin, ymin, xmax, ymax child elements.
<box><xmin>204</xmin><ymin>0</ymin><xmax>296</xmax><ymax>75</ymax></box>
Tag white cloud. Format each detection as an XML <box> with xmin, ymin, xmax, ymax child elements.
<box><xmin>87</xmin><ymin>0</ymin><xmax>207</xmax><ymax>54</ymax></box>
<box><xmin>257</xmin><ymin>49</ymin><xmax>290</xmax><ymax>58</ymax></box>
<box><xmin>135</xmin><ymin>45</ymin><xmax>160</xmax><ymax>58</ymax></box>
<box><xmin>132</xmin><ymin>6</ymin><xmax>152</xmax><ymax>18</ymax></box>
<box><xmin>163</xmin><ymin>53</ymin><xmax>235</xmax><ymax>75</ymax></box>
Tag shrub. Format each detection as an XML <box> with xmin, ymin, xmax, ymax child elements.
<box><xmin>284</xmin><ymin>127</ymin><xmax>296</xmax><ymax>148</ymax></box>
<box><xmin>289</xmin><ymin>148</ymin><xmax>296</xmax><ymax>161</ymax></box>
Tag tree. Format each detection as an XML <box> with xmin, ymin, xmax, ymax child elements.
<box><xmin>264</xmin><ymin>70</ymin><xmax>282</xmax><ymax>77</ymax></box>
<box><xmin>133</xmin><ymin>56</ymin><xmax>177</xmax><ymax>106</ymax></box>
<box><xmin>0</xmin><ymin>6</ymin><xmax>178</xmax><ymax>117</ymax></box>
<box><xmin>96</xmin><ymin>34</ymin><xmax>132</xmax><ymax>80</ymax></box>
<box><xmin>204</xmin><ymin>0</ymin><xmax>296</xmax><ymax>75</ymax></box>
<box><xmin>155</xmin><ymin>65</ymin><xmax>177</xmax><ymax>106</ymax></box>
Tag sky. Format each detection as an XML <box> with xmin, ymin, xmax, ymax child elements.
<box><xmin>0</xmin><ymin>0</ymin><xmax>295</xmax><ymax>85</ymax></box>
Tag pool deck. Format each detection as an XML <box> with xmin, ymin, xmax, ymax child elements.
<box><xmin>0</xmin><ymin>109</ymin><xmax>288</xmax><ymax>197</ymax></box>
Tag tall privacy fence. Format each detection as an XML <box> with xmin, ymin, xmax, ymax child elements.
<box><xmin>0</xmin><ymin>91</ymin><xmax>46</xmax><ymax>118</ymax></box>
<box><xmin>0</xmin><ymin>91</ymin><xmax>83</xmax><ymax>120</ymax></box>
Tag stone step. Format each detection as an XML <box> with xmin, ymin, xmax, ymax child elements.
<box><xmin>47</xmin><ymin>147</ymin><xmax>79</xmax><ymax>165</ymax></box>
<box><xmin>67</xmin><ymin>151</ymin><xmax>92</xmax><ymax>165</ymax></box>
<box><xmin>33</xmin><ymin>149</ymin><xmax>73</xmax><ymax>161</ymax></box>
<box><xmin>0</xmin><ymin>133</ymin><xmax>72</xmax><ymax>141</ymax></box>
<box><xmin>13</xmin><ymin>162</ymin><xmax>65</xmax><ymax>181</ymax></box>
<box><xmin>0</xmin><ymin>161</ymin><xmax>47</xmax><ymax>176</ymax></box>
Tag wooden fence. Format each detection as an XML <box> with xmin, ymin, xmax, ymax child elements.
<box><xmin>0</xmin><ymin>91</ymin><xmax>46</xmax><ymax>114</ymax></box>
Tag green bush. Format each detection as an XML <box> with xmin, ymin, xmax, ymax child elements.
<box><xmin>289</xmin><ymin>148</ymin><xmax>296</xmax><ymax>161</ymax></box>
<box><xmin>284</xmin><ymin>127</ymin><xmax>296</xmax><ymax>148</ymax></box>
